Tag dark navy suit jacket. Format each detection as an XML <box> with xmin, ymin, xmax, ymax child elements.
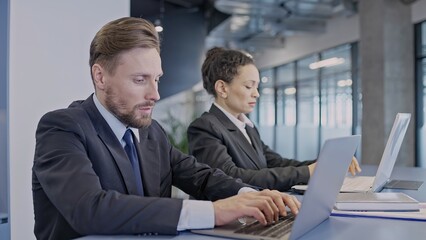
<box><xmin>187</xmin><ymin>104</ymin><xmax>315</xmax><ymax>192</ymax></box>
<box><xmin>32</xmin><ymin>95</ymin><xmax>247</xmax><ymax>240</ymax></box>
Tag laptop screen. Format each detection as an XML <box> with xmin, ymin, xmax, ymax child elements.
<box><xmin>372</xmin><ymin>113</ymin><xmax>411</xmax><ymax>192</ymax></box>
<box><xmin>191</xmin><ymin>135</ymin><xmax>361</xmax><ymax>240</ymax></box>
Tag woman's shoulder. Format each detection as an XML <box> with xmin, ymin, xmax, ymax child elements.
<box><xmin>189</xmin><ymin>111</ymin><xmax>218</xmax><ymax>128</ymax></box>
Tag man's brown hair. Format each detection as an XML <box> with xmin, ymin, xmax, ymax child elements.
<box><xmin>89</xmin><ymin>17</ymin><xmax>160</xmax><ymax>79</ymax></box>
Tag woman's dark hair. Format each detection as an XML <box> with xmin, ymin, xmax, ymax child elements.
<box><xmin>201</xmin><ymin>47</ymin><xmax>254</xmax><ymax>97</ymax></box>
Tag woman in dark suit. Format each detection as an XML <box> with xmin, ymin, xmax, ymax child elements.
<box><xmin>187</xmin><ymin>47</ymin><xmax>361</xmax><ymax>191</ymax></box>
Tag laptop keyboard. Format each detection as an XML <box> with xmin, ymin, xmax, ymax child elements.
<box><xmin>341</xmin><ymin>176</ymin><xmax>374</xmax><ymax>192</ymax></box>
<box><xmin>235</xmin><ymin>213</ymin><xmax>295</xmax><ymax>238</ymax></box>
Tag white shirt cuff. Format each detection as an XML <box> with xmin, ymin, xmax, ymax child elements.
<box><xmin>238</xmin><ymin>187</ymin><xmax>258</xmax><ymax>194</ymax></box>
<box><xmin>177</xmin><ymin>200</ymin><xmax>215</xmax><ymax>231</ymax></box>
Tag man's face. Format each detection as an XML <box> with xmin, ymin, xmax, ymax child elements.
<box><xmin>95</xmin><ymin>48</ymin><xmax>162</xmax><ymax>128</ymax></box>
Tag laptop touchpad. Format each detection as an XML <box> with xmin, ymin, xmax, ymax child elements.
<box><xmin>384</xmin><ymin>180</ymin><xmax>423</xmax><ymax>190</ymax></box>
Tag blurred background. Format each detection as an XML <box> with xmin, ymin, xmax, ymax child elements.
<box><xmin>1</xmin><ymin>0</ymin><xmax>426</xmax><ymax>239</ymax></box>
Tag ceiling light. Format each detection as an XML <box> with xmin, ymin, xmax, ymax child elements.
<box><xmin>154</xmin><ymin>19</ymin><xmax>163</xmax><ymax>32</ymax></box>
<box><xmin>284</xmin><ymin>87</ymin><xmax>296</xmax><ymax>95</ymax></box>
<box><xmin>337</xmin><ymin>79</ymin><xmax>353</xmax><ymax>87</ymax></box>
<box><xmin>309</xmin><ymin>57</ymin><xmax>345</xmax><ymax>70</ymax></box>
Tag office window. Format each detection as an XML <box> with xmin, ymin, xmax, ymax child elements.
<box><xmin>276</xmin><ymin>63</ymin><xmax>297</xmax><ymax>158</ymax></box>
<box><xmin>320</xmin><ymin>44</ymin><xmax>353</xmax><ymax>145</ymax></box>
<box><xmin>193</xmin><ymin>89</ymin><xmax>211</xmax><ymax>118</ymax></box>
<box><xmin>321</xmin><ymin>44</ymin><xmax>351</xmax><ymax>76</ymax></box>
<box><xmin>259</xmin><ymin>69</ymin><xmax>275</xmax><ymax>127</ymax></box>
<box><xmin>276</xmin><ymin>63</ymin><xmax>296</xmax><ymax>126</ymax></box>
<box><xmin>420</xmin><ymin>22</ymin><xmax>426</xmax><ymax>55</ymax></box>
<box><xmin>416</xmin><ymin>20</ymin><xmax>426</xmax><ymax>167</ymax></box>
<box><xmin>297</xmin><ymin>55</ymin><xmax>320</xmax><ymax>159</ymax></box>
<box><xmin>256</xmin><ymin>43</ymin><xmax>358</xmax><ymax>160</ymax></box>
<box><xmin>258</xmin><ymin>69</ymin><xmax>275</xmax><ymax>148</ymax></box>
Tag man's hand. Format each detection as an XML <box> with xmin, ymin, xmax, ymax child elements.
<box><xmin>348</xmin><ymin>156</ymin><xmax>361</xmax><ymax>176</ymax></box>
<box><xmin>212</xmin><ymin>190</ymin><xmax>300</xmax><ymax>227</ymax></box>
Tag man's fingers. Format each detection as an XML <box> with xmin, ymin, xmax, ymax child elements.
<box><xmin>261</xmin><ymin>190</ymin><xmax>286</xmax><ymax>221</ymax></box>
<box><xmin>243</xmin><ymin>196</ymin><xmax>278</xmax><ymax>225</ymax></box>
<box><xmin>239</xmin><ymin>194</ymin><xmax>275</xmax><ymax>224</ymax></box>
<box><xmin>213</xmin><ymin>195</ymin><xmax>271</xmax><ymax>226</ymax></box>
<box><xmin>282</xmin><ymin>194</ymin><xmax>300</xmax><ymax>215</ymax></box>
<box><xmin>244</xmin><ymin>206</ymin><xmax>267</xmax><ymax>225</ymax></box>
<box><xmin>295</xmin><ymin>196</ymin><xmax>302</xmax><ymax>209</ymax></box>
<box><xmin>257</xmin><ymin>197</ymin><xmax>276</xmax><ymax>224</ymax></box>
<box><xmin>213</xmin><ymin>190</ymin><xmax>300</xmax><ymax>227</ymax></box>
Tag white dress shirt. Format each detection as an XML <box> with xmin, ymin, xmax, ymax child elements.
<box><xmin>213</xmin><ymin>102</ymin><xmax>254</xmax><ymax>144</ymax></box>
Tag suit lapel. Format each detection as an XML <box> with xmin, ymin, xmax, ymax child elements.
<box><xmin>245</xmin><ymin>125</ymin><xmax>266</xmax><ymax>163</ymax></box>
<box><xmin>82</xmin><ymin>95</ymin><xmax>140</xmax><ymax>195</ymax></box>
<box><xmin>136</xmin><ymin>129</ymin><xmax>160</xmax><ymax>197</ymax></box>
<box><xmin>209</xmin><ymin>105</ymin><xmax>263</xmax><ymax>169</ymax></box>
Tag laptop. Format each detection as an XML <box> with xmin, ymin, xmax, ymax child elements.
<box><xmin>340</xmin><ymin>113</ymin><xmax>412</xmax><ymax>192</ymax></box>
<box><xmin>191</xmin><ymin>135</ymin><xmax>361</xmax><ymax>240</ymax></box>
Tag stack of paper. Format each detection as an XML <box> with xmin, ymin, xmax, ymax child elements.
<box><xmin>334</xmin><ymin>192</ymin><xmax>419</xmax><ymax>211</ymax></box>
<box><xmin>331</xmin><ymin>193</ymin><xmax>426</xmax><ymax>221</ymax></box>
<box><xmin>332</xmin><ymin>203</ymin><xmax>426</xmax><ymax>221</ymax></box>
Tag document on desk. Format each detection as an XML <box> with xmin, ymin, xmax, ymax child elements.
<box><xmin>331</xmin><ymin>203</ymin><xmax>426</xmax><ymax>221</ymax></box>
<box><xmin>334</xmin><ymin>192</ymin><xmax>420</xmax><ymax>211</ymax></box>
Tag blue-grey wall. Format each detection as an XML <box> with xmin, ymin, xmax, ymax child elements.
<box><xmin>0</xmin><ymin>0</ymin><xmax>10</xmax><ymax>239</ymax></box>
<box><xmin>159</xmin><ymin>10</ymin><xmax>206</xmax><ymax>99</ymax></box>
<box><xmin>130</xmin><ymin>1</ymin><xmax>208</xmax><ymax>99</ymax></box>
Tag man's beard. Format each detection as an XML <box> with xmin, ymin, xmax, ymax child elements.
<box><xmin>105</xmin><ymin>87</ymin><xmax>154</xmax><ymax>129</ymax></box>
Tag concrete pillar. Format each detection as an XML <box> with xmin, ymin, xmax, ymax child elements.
<box><xmin>359</xmin><ymin>0</ymin><xmax>415</xmax><ymax>166</ymax></box>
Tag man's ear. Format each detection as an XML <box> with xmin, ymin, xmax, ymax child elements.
<box><xmin>92</xmin><ymin>64</ymin><xmax>106</xmax><ymax>91</ymax></box>
<box><xmin>214</xmin><ymin>80</ymin><xmax>228</xmax><ymax>99</ymax></box>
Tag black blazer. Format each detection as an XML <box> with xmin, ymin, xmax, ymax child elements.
<box><xmin>32</xmin><ymin>95</ymin><xmax>247</xmax><ymax>240</ymax></box>
<box><xmin>187</xmin><ymin>104</ymin><xmax>315</xmax><ymax>192</ymax></box>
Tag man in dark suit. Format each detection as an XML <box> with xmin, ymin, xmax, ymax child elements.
<box><xmin>32</xmin><ymin>17</ymin><xmax>300</xmax><ymax>240</ymax></box>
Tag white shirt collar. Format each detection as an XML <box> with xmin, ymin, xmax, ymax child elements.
<box><xmin>93</xmin><ymin>94</ymin><xmax>140</xmax><ymax>145</ymax></box>
<box><xmin>213</xmin><ymin>102</ymin><xmax>254</xmax><ymax>128</ymax></box>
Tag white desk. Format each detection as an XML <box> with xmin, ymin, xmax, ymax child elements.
<box><xmin>78</xmin><ymin>166</ymin><xmax>426</xmax><ymax>240</ymax></box>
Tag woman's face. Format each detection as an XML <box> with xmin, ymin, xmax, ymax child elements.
<box><xmin>219</xmin><ymin>64</ymin><xmax>260</xmax><ymax>117</ymax></box>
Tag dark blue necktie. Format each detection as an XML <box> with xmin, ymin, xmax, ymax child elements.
<box><xmin>123</xmin><ymin>129</ymin><xmax>144</xmax><ymax>196</ymax></box>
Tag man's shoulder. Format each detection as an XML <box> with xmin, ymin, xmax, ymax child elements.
<box><xmin>147</xmin><ymin>119</ymin><xmax>161</xmax><ymax>130</ymax></box>
<box><xmin>143</xmin><ymin>119</ymin><xmax>167</xmax><ymax>137</ymax></box>
<box><xmin>40</xmin><ymin>99</ymin><xmax>91</xmax><ymax>124</ymax></box>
